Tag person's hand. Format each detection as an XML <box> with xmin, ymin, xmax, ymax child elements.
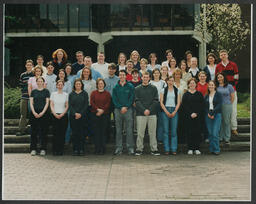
<box><xmin>191</xmin><ymin>113</ymin><xmax>197</xmax><ymax>118</ymax></box>
<box><xmin>144</xmin><ymin>109</ymin><xmax>150</xmax><ymax>116</ymax></box>
<box><xmin>97</xmin><ymin>108</ymin><xmax>104</xmax><ymax>116</ymax></box>
<box><xmin>34</xmin><ymin>112</ymin><xmax>40</xmax><ymax>118</ymax></box>
<box><xmin>75</xmin><ymin>113</ymin><xmax>81</xmax><ymax>119</ymax></box>
<box><xmin>54</xmin><ymin>113</ymin><xmax>61</xmax><ymax>119</ymax></box>
<box><xmin>120</xmin><ymin>107</ymin><xmax>128</xmax><ymax>114</ymax></box>
<box><xmin>170</xmin><ymin>111</ymin><xmax>177</xmax><ymax>118</ymax></box>
<box><xmin>208</xmin><ymin>113</ymin><xmax>214</xmax><ymax>120</ymax></box>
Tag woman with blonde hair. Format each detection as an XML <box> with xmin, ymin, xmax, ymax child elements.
<box><xmin>139</xmin><ymin>58</ymin><xmax>152</xmax><ymax>77</ymax></box>
<box><xmin>116</xmin><ymin>52</ymin><xmax>127</xmax><ymax>76</ymax></box>
<box><xmin>179</xmin><ymin>60</ymin><xmax>192</xmax><ymax>83</ymax></box>
<box><xmin>160</xmin><ymin>66</ymin><xmax>169</xmax><ymax>81</ymax></box>
<box><xmin>52</xmin><ymin>48</ymin><xmax>68</xmax><ymax>74</ymax></box>
<box><xmin>130</xmin><ymin>50</ymin><xmax>141</xmax><ymax>70</ymax></box>
<box><xmin>28</xmin><ymin>66</ymin><xmax>47</xmax><ymax>96</ymax></box>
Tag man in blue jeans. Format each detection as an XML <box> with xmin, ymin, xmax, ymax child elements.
<box><xmin>112</xmin><ymin>70</ymin><xmax>135</xmax><ymax>155</ymax></box>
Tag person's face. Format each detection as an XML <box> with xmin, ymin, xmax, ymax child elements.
<box><xmin>142</xmin><ymin>74</ymin><xmax>150</xmax><ymax>84</ymax></box>
<box><xmin>37</xmin><ymin>57</ymin><xmax>44</xmax><ymax>65</ymax></box>
<box><xmin>83</xmin><ymin>69</ymin><xmax>90</xmax><ymax>79</ymax></box>
<box><xmin>217</xmin><ymin>74</ymin><xmax>224</xmax><ymax>83</ymax></box>
<box><xmin>153</xmin><ymin>70</ymin><xmax>160</xmax><ymax>80</ymax></box>
<box><xmin>161</xmin><ymin>68</ymin><xmax>168</xmax><ymax>76</ymax></box>
<box><xmin>126</xmin><ymin>62</ymin><xmax>133</xmax><ymax>71</ymax></box>
<box><xmin>76</xmin><ymin>53</ymin><xmax>84</xmax><ymax>62</ymax></box>
<box><xmin>220</xmin><ymin>52</ymin><xmax>228</xmax><ymax>61</ymax></box>
<box><xmin>140</xmin><ymin>61</ymin><xmax>147</xmax><ymax>70</ymax></box>
<box><xmin>108</xmin><ymin>68</ymin><xmax>116</xmax><ymax>76</ymax></box>
<box><xmin>166</xmin><ymin>52</ymin><xmax>173</xmax><ymax>61</ymax></box>
<box><xmin>65</xmin><ymin>66</ymin><xmax>72</xmax><ymax>75</ymax></box>
<box><xmin>119</xmin><ymin>54</ymin><xmax>126</xmax><ymax>63</ymax></box>
<box><xmin>186</xmin><ymin>53</ymin><xmax>192</xmax><ymax>60</ymax></box>
<box><xmin>59</xmin><ymin>71</ymin><xmax>65</xmax><ymax>79</ymax></box>
<box><xmin>26</xmin><ymin>63</ymin><xmax>33</xmax><ymax>72</ymax></box>
<box><xmin>132</xmin><ymin>72</ymin><xmax>139</xmax><ymax>80</ymax></box>
<box><xmin>131</xmin><ymin>52</ymin><xmax>139</xmax><ymax>61</ymax></box>
<box><xmin>47</xmin><ymin>65</ymin><xmax>54</xmax><ymax>74</ymax></box>
<box><xmin>84</xmin><ymin>58</ymin><xmax>92</xmax><ymax>67</ymax></box>
<box><xmin>170</xmin><ymin>59</ymin><xmax>176</xmax><ymax>67</ymax></box>
<box><xmin>208</xmin><ymin>56</ymin><xmax>215</xmax><ymax>64</ymax></box>
<box><xmin>97</xmin><ymin>54</ymin><xmax>105</xmax><ymax>63</ymax></box>
<box><xmin>56</xmin><ymin>81</ymin><xmax>64</xmax><ymax>90</ymax></box>
<box><xmin>75</xmin><ymin>81</ymin><xmax>82</xmax><ymax>91</ymax></box>
<box><xmin>35</xmin><ymin>68</ymin><xmax>42</xmax><ymax>77</ymax></box>
<box><xmin>188</xmin><ymin>80</ymin><xmax>197</xmax><ymax>89</ymax></box>
<box><xmin>208</xmin><ymin>81</ymin><xmax>216</xmax><ymax>91</ymax></box>
<box><xmin>98</xmin><ymin>80</ymin><xmax>105</xmax><ymax>90</ymax></box>
<box><xmin>150</xmin><ymin>55</ymin><xmax>157</xmax><ymax>63</ymax></box>
<box><xmin>191</xmin><ymin>58</ymin><xmax>197</xmax><ymax>67</ymax></box>
<box><xmin>57</xmin><ymin>51</ymin><xmax>64</xmax><ymax>60</ymax></box>
<box><xmin>199</xmin><ymin>74</ymin><xmax>206</xmax><ymax>82</ymax></box>
<box><xmin>174</xmin><ymin>72</ymin><xmax>181</xmax><ymax>80</ymax></box>
<box><xmin>119</xmin><ymin>72</ymin><xmax>126</xmax><ymax>82</ymax></box>
<box><xmin>36</xmin><ymin>78</ymin><xmax>44</xmax><ymax>87</ymax></box>
<box><xmin>180</xmin><ymin>62</ymin><xmax>187</xmax><ymax>71</ymax></box>
<box><xmin>167</xmin><ymin>77</ymin><xmax>174</xmax><ymax>86</ymax></box>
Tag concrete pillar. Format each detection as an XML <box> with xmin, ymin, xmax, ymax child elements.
<box><xmin>198</xmin><ymin>40</ymin><xmax>207</xmax><ymax>69</ymax></box>
<box><xmin>88</xmin><ymin>33</ymin><xmax>113</xmax><ymax>53</ymax></box>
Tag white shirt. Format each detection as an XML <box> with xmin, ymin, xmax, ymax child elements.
<box><xmin>188</xmin><ymin>67</ymin><xmax>199</xmax><ymax>76</ymax></box>
<box><xmin>208</xmin><ymin>65</ymin><xmax>216</xmax><ymax>81</ymax></box>
<box><xmin>161</xmin><ymin>60</ymin><xmax>170</xmax><ymax>69</ymax></box>
<box><xmin>50</xmin><ymin>92</ymin><xmax>68</xmax><ymax>114</ymax></box>
<box><xmin>209</xmin><ymin>93</ymin><xmax>215</xmax><ymax>110</ymax></box>
<box><xmin>150</xmin><ymin>80</ymin><xmax>167</xmax><ymax>100</ymax></box>
<box><xmin>91</xmin><ymin>62</ymin><xmax>109</xmax><ymax>79</ymax></box>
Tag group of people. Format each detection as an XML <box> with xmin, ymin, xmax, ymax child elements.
<box><xmin>17</xmin><ymin>48</ymin><xmax>239</xmax><ymax>156</ymax></box>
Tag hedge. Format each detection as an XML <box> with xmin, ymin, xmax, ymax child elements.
<box><xmin>4</xmin><ymin>87</ymin><xmax>21</xmax><ymax>118</ymax></box>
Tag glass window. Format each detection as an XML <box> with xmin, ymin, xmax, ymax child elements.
<box><xmin>69</xmin><ymin>4</ymin><xmax>79</xmax><ymax>32</ymax></box>
<box><xmin>59</xmin><ymin>5</ymin><xmax>67</xmax><ymax>32</ymax></box>
<box><xmin>48</xmin><ymin>4</ymin><xmax>58</xmax><ymax>31</ymax></box>
<box><xmin>79</xmin><ymin>4</ymin><xmax>90</xmax><ymax>31</ymax></box>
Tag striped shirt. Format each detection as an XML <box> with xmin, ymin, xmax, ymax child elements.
<box><xmin>19</xmin><ymin>71</ymin><xmax>34</xmax><ymax>99</ymax></box>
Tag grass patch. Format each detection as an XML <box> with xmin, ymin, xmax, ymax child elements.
<box><xmin>237</xmin><ymin>97</ymin><xmax>250</xmax><ymax>118</ymax></box>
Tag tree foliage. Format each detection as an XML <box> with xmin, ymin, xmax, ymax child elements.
<box><xmin>196</xmin><ymin>4</ymin><xmax>250</xmax><ymax>57</ymax></box>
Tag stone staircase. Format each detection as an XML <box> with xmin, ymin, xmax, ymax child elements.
<box><xmin>4</xmin><ymin>118</ymin><xmax>250</xmax><ymax>154</ymax></box>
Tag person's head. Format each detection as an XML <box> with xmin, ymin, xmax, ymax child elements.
<box><xmin>65</xmin><ymin>63</ymin><xmax>73</xmax><ymax>76</ymax></box>
<box><xmin>57</xmin><ymin>69</ymin><xmax>67</xmax><ymax>82</ymax></box>
<box><xmin>118</xmin><ymin>52</ymin><xmax>127</xmax><ymax>65</ymax></box>
<box><xmin>187</xmin><ymin>78</ymin><xmax>198</xmax><ymax>90</ymax></box>
<box><xmin>131</xmin><ymin>69</ymin><xmax>139</xmax><ymax>80</ymax></box>
<box><xmin>73</xmin><ymin>79</ymin><xmax>84</xmax><ymax>92</ymax></box>
<box><xmin>190</xmin><ymin>57</ymin><xmax>198</xmax><ymax>68</ymax></box>
<box><xmin>179</xmin><ymin>60</ymin><xmax>187</xmax><ymax>72</ymax></box>
<box><xmin>46</xmin><ymin>61</ymin><xmax>54</xmax><ymax>74</ymax></box>
<box><xmin>140</xmin><ymin>58</ymin><xmax>148</xmax><ymax>70</ymax></box>
<box><xmin>96</xmin><ymin>78</ymin><xmax>106</xmax><ymax>90</ymax></box>
<box><xmin>36</xmin><ymin>76</ymin><xmax>45</xmax><ymax>88</ymax></box>
<box><xmin>185</xmin><ymin>50</ymin><xmax>193</xmax><ymax>61</ymax></box>
<box><xmin>36</xmin><ymin>55</ymin><xmax>44</xmax><ymax>65</ymax></box>
<box><xmin>173</xmin><ymin>68</ymin><xmax>183</xmax><ymax>80</ymax></box>
<box><xmin>219</xmin><ymin>49</ymin><xmax>229</xmax><ymax>62</ymax></box>
<box><xmin>33</xmin><ymin>65</ymin><xmax>43</xmax><ymax>77</ymax></box>
<box><xmin>165</xmin><ymin>76</ymin><xmax>175</xmax><ymax>87</ymax></box>
<box><xmin>215</xmin><ymin>72</ymin><xmax>228</xmax><ymax>87</ymax></box>
<box><xmin>142</xmin><ymin>72</ymin><xmax>150</xmax><ymax>85</ymax></box>
<box><xmin>207</xmin><ymin>80</ymin><xmax>216</xmax><ymax>93</ymax></box>
<box><xmin>97</xmin><ymin>52</ymin><xmax>105</xmax><ymax>64</ymax></box>
<box><xmin>148</xmin><ymin>53</ymin><xmax>158</xmax><ymax>64</ymax></box>
<box><xmin>165</xmin><ymin>49</ymin><xmax>173</xmax><ymax>61</ymax></box>
<box><xmin>25</xmin><ymin>59</ymin><xmax>34</xmax><ymax>72</ymax></box>
<box><xmin>108</xmin><ymin>63</ymin><xmax>117</xmax><ymax>76</ymax></box>
<box><xmin>126</xmin><ymin>60</ymin><xmax>134</xmax><ymax>72</ymax></box>
<box><xmin>52</xmin><ymin>48</ymin><xmax>68</xmax><ymax>63</ymax></box>
<box><xmin>160</xmin><ymin>66</ymin><xmax>169</xmax><ymax>77</ymax></box>
<box><xmin>168</xmin><ymin>57</ymin><xmax>177</xmax><ymax>68</ymax></box>
<box><xmin>81</xmin><ymin>67</ymin><xmax>92</xmax><ymax>80</ymax></box>
<box><xmin>84</xmin><ymin>56</ymin><xmax>92</xmax><ymax>67</ymax></box>
<box><xmin>130</xmin><ymin>50</ymin><xmax>140</xmax><ymax>62</ymax></box>
<box><xmin>76</xmin><ymin>51</ymin><xmax>84</xmax><ymax>62</ymax></box>
<box><xmin>119</xmin><ymin>70</ymin><xmax>127</xmax><ymax>82</ymax></box>
<box><xmin>207</xmin><ymin>53</ymin><xmax>217</xmax><ymax>65</ymax></box>
<box><xmin>198</xmin><ymin>71</ymin><xmax>207</xmax><ymax>83</ymax></box>
<box><xmin>151</xmin><ymin>69</ymin><xmax>161</xmax><ymax>81</ymax></box>
<box><xmin>56</xmin><ymin>79</ymin><xmax>64</xmax><ymax>90</ymax></box>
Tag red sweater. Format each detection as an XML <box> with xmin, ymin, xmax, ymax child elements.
<box><xmin>215</xmin><ymin>61</ymin><xmax>239</xmax><ymax>91</ymax></box>
<box><xmin>90</xmin><ymin>90</ymin><xmax>111</xmax><ymax>114</ymax></box>
<box><xmin>196</xmin><ymin>82</ymin><xmax>208</xmax><ymax>97</ymax></box>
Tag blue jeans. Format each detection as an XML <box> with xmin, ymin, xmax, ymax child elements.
<box><xmin>162</xmin><ymin>107</ymin><xmax>178</xmax><ymax>152</ymax></box>
<box><xmin>205</xmin><ymin>113</ymin><xmax>221</xmax><ymax>153</ymax></box>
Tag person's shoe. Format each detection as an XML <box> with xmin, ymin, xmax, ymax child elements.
<box><xmin>212</xmin><ymin>152</ymin><xmax>220</xmax><ymax>156</ymax></box>
<box><xmin>72</xmin><ymin>150</ymin><xmax>79</xmax><ymax>156</ymax></box>
<box><xmin>135</xmin><ymin>150</ymin><xmax>143</xmax><ymax>156</ymax></box>
<box><xmin>30</xmin><ymin>150</ymin><xmax>36</xmax><ymax>156</ymax></box>
<box><xmin>151</xmin><ymin>151</ymin><xmax>160</xmax><ymax>156</ymax></box>
<box><xmin>194</xmin><ymin>150</ymin><xmax>201</xmax><ymax>155</ymax></box>
<box><xmin>164</xmin><ymin>151</ymin><xmax>170</xmax><ymax>155</ymax></box>
<box><xmin>40</xmin><ymin>150</ymin><xmax>46</xmax><ymax>156</ymax></box>
<box><xmin>205</xmin><ymin>139</ymin><xmax>209</xmax><ymax>143</ymax></box>
<box><xmin>172</xmin><ymin>152</ymin><xmax>177</xmax><ymax>155</ymax></box>
<box><xmin>128</xmin><ymin>149</ymin><xmax>134</xmax><ymax>155</ymax></box>
<box><xmin>225</xmin><ymin>141</ymin><xmax>230</xmax><ymax>145</ymax></box>
<box><xmin>231</xmin><ymin>130</ymin><xmax>239</xmax><ymax>136</ymax></box>
<box><xmin>114</xmin><ymin>149</ymin><xmax>122</xmax><ymax>155</ymax></box>
<box><xmin>187</xmin><ymin>150</ymin><xmax>193</xmax><ymax>155</ymax></box>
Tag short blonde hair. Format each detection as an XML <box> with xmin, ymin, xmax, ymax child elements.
<box><xmin>32</xmin><ymin>65</ymin><xmax>43</xmax><ymax>76</ymax></box>
<box><xmin>140</xmin><ymin>58</ymin><xmax>148</xmax><ymax>65</ymax></box>
<box><xmin>173</xmin><ymin>68</ymin><xmax>183</xmax><ymax>79</ymax></box>
<box><xmin>130</xmin><ymin>50</ymin><xmax>140</xmax><ymax>61</ymax></box>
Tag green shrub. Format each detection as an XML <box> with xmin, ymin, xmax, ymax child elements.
<box><xmin>237</xmin><ymin>92</ymin><xmax>250</xmax><ymax>103</ymax></box>
<box><xmin>4</xmin><ymin>87</ymin><xmax>21</xmax><ymax>118</ymax></box>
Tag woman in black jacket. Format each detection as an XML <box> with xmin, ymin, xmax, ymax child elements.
<box><xmin>204</xmin><ymin>80</ymin><xmax>222</xmax><ymax>155</ymax></box>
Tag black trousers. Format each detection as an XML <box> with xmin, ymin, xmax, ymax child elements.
<box><xmin>70</xmin><ymin>116</ymin><xmax>86</xmax><ymax>152</ymax></box>
<box><xmin>92</xmin><ymin>113</ymin><xmax>108</xmax><ymax>152</ymax></box>
<box><xmin>186</xmin><ymin>116</ymin><xmax>202</xmax><ymax>150</ymax></box>
<box><xmin>30</xmin><ymin>113</ymin><xmax>49</xmax><ymax>151</ymax></box>
<box><xmin>52</xmin><ymin>114</ymin><xmax>68</xmax><ymax>153</ymax></box>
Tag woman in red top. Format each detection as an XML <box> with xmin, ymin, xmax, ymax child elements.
<box><xmin>90</xmin><ymin>78</ymin><xmax>111</xmax><ymax>155</ymax></box>
<box><xmin>196</xmin><ymin>71</ymin><xmax>208</xmax><ymax>97</ymax></box>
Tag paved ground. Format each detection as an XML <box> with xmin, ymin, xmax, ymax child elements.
<box><xmin>3</xmin><ymin>152</ymin><xmax>250</xmax><ymax>201</ymax></box>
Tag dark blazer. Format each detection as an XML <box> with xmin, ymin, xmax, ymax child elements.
<box><xmin>204</xmin><ymin>91</ymin><xmax>222</xmax><ymax>116</ymax></box>
<box><xmin>203</xmin><ymin>66</ymin><xmax>211</xmax><ymax>82</ymax></box>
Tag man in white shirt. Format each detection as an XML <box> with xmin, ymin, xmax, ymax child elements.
<box><xmin>161</xmin><ymin>49</ymin><xmax>173</xmax><ymax>69</ymax></box>
<box><xmin>91</xmin><ymin>52</ymin><xmax>109</xmax><ymax>79</ymax></box>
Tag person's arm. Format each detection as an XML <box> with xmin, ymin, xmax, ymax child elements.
<box><xmin>127</xmin><ymin>84</ymin><xmax>135</xmax><ymax>107</ymax></box>
<box><xmin>68</xmin><ymin>93</ymin><xmax>76</xmax><ymax>117</ymax></box>
<box><xmin>112</xmin><ymin>86</ymin><xmax>121</xmax><ymax>109</ymax></box>
<box><xmin>101</xmin><ymin>91</ymin><xmax>111</xmax><ymax>113</ymax></box>
<box><xmin>79</xmin><ymin>91</ymin><xmax>89</xmax><ymax>116</ymax></box>
<box><xmin>160</xmin><ymin>92</ymin><xmax>171</xmax><ymax>117</ymax></box>
<box><xmin>233</xmin><ymin>62</ymin><xmax>239</xmax><ymax>87</ymax></box>
<box><xmin>212</xmin><ymin>92</ymin><xmax>222</xmax><ymax>115</ymax></box>
<box><xmin>148</xmin><ymin>86</ymin><xmax>159</xmax><ymax>113</ymax></box>
<box><xmin>90</xmin><ymin>91</ymin><xmax>98</xmax><ymax>111</ymax></box>
<box><xmin>134</xmin><ymin>88</ymin><xmax>146</xmax><ymax>113</ymax></box>
<box><xmin>30</xmin><ymin>96</ymin><xmax>39</xmax><ymax>118</ymax></box>
<box><xmin>196</xmin><ymin>92</ymin><xmax>205</xmax><ymax>117</ymax></box>
<box><xmin>39</xmin><ymin>98</ymin><xmax>49</xmax><ymax>117</ymax></box>
<box><xmin>50</xmin><ymin>95</ymin><xmax>59</xmax><ymax>119</ymax></box>
<box><xmin>28</xmin><ymin>79</ymin><xmax>32</xmax><ymax>96</ymax></box>
<box><xmin>59</xmin><ymin>95</ymin><xmax>69</xmax><ymax>118</ymax></box>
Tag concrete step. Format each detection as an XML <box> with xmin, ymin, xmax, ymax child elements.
<box><xmin>237</xmin><ymin>117</ymin><xmax>250</xmax><ymax>125</ymax></box>
<box><xmin>4</xmin><ymin>141</ymin><xmax>250</xmax><ymax>153</ymax></box>
<box><xmin>237</xmin><ymin>125</ymin><xmax>250</xmax><ymax>133</ymax></box>
<box><xmin>231</xmin><ymin>133</ymin><xmax>250</xmax><ymax>142</ymax></box>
